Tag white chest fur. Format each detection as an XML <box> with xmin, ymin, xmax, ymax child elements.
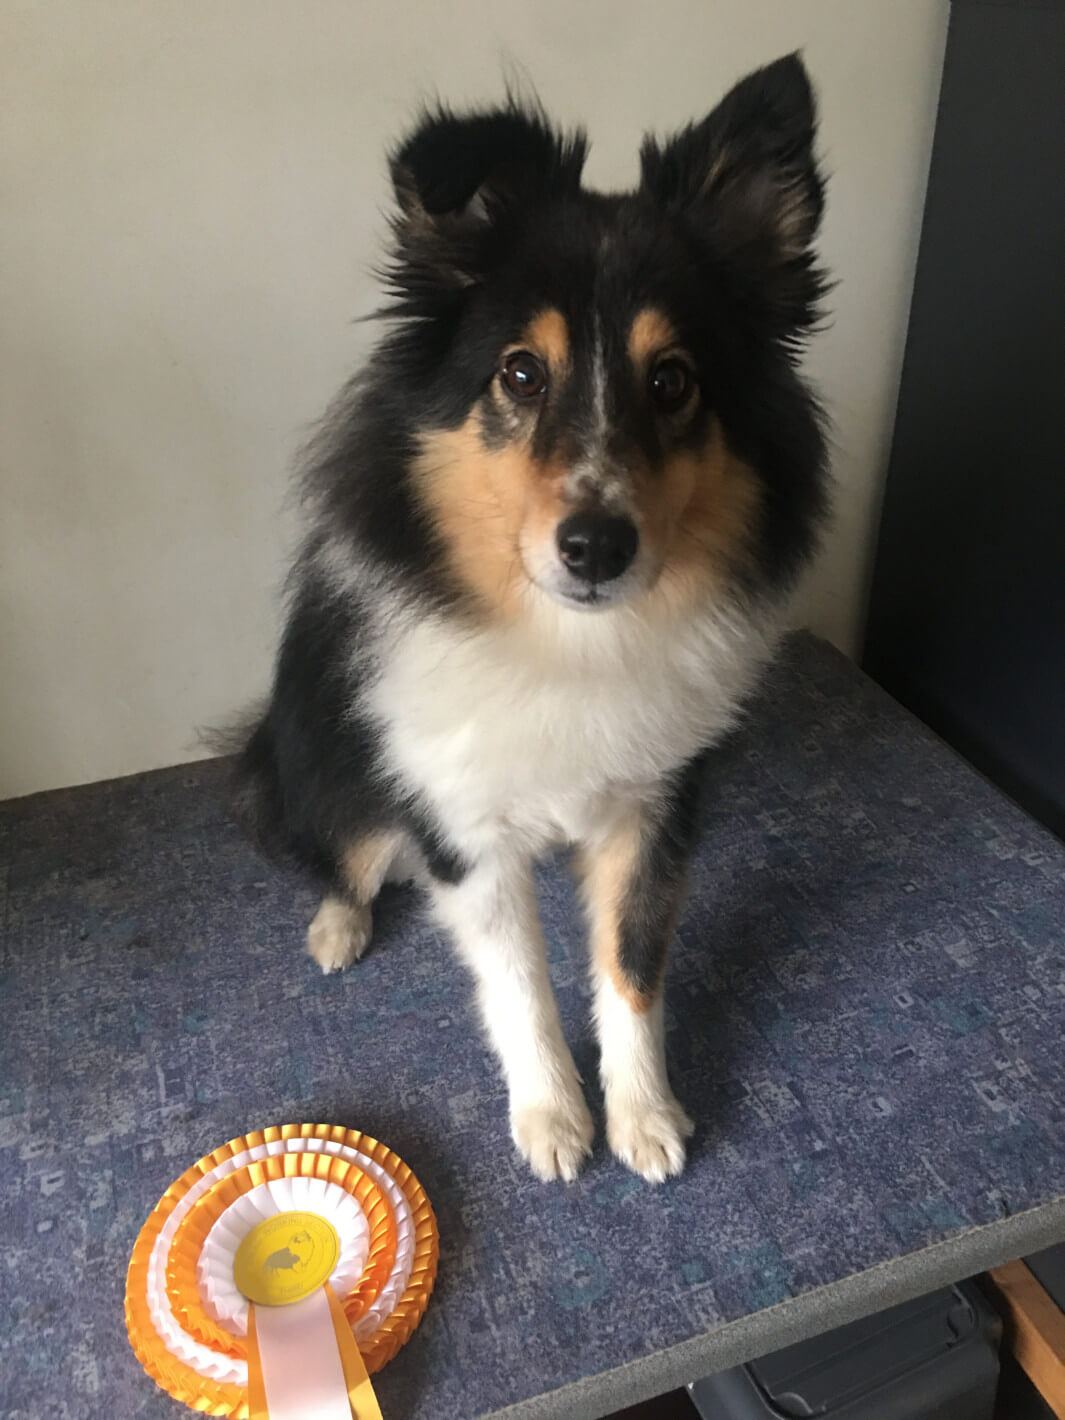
<box><xmin>367</xmin><ymin>592</ymin><xmax>778</xmax><ymax>857</ymax></box>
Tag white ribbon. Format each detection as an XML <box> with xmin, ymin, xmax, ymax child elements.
<box><xmin>253</xmin><ymin>1289</ymin><xmax>353</xmax><ymax>1420</ymax></box>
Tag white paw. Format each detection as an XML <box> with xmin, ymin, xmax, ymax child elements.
<box><xmin>607</xmin><ymin>1091</ymin><xmax>693</xmax><ymax>1184</ymax></box>
<box><xmin>306</xmin><ymin>899</ymin><xmax>372</xmax><ymax>974</ymax></box>
<box><xmin>511</xmin><ymin>1092</ymin><xmax>595</xmax><ymax>1183</ymax></box>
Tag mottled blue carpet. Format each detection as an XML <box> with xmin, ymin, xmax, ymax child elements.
<box><xmin>2</xmin><ymin>634</ymin><xmax>1064</xmax><ymax>1420</ymax></box>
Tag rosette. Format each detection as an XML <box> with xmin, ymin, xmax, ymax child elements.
<box><xmin>125</xmin><ymin>1124</ymin><xmax>437</xmax><ymax>1417</ymax></box>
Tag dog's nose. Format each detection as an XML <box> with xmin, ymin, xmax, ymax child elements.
<box><xmin>556</xmin><ymin>513</ymin><xmax>639</xmax><ymax>584</ymax></box>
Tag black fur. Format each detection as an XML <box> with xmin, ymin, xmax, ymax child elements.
<box><xmin>230</xmin><ymin>567</ymin><xmax>467</xmax><ymax>891</ymax></box>
<box><xmin>616</xmin><ymin>754</ymin><xmax>709</xmax><ymax>999</ymax></box>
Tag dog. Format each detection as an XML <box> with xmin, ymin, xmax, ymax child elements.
<box><xmin>228</xmin><ymin>53</ymin><xmax>828</xmax><ymax>1184</ymax></box>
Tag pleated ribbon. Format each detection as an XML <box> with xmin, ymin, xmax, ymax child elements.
<box><xmin>125</xmin><ymin>1125</ymin><xmax>438</xmax><ymax>1418</ymax></box>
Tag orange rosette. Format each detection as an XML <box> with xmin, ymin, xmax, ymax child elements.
<box><xmin>124</xmin><ymin>1125</ymin><xmax>438</xmax><ymax>1416</ymax></box>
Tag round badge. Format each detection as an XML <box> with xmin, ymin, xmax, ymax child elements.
<box><xmin>233</xmin><ymin>1210</ymin><xmax>340</xmax><ymax>1305</ymax></box>
<box><xmin>125</xmin><ymin>1124</ymin><xmax>439</xmax><ymax>1414</ymax></box>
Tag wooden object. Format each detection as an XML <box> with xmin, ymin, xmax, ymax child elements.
<box><xmin>987</xmin><ymin>1260</ymin><xmax>1065</xmax><ymax>1419</ymax></box>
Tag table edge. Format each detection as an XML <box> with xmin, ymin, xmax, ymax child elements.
<box><xmin>483</xmin><ymin>1192</ymin><xmax>1065</xmax><ymax>1420</ymax></box>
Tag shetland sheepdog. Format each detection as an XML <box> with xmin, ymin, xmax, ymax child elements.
<box><xmin>230</xmin><ymin>54</ymin><xmax>828</xmax><ymax>1182</ymax></box>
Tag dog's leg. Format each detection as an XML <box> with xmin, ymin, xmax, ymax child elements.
<box><xmin>580</xmin><ymin>774</ymin><xmax>702</xmax><ymax>1183</ymax></box>
<box><xmin>307</xmin><ymin>896</ymin><xmax>372</xmax><ymax>974</ymax></box>
<box><xmin>431</xmin><ymin>850</ymin><xmax>593</xmax><ymax>1182</ymax></box>
<box><xmin>306</xmin><ymin>830</ymin><xmax>405</xmax><ymax>973</ymax></box>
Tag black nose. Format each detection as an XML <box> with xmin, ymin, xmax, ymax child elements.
<box><xmin>556</xmin><ymin>513</ymin><xmax>639</xmax><ymax>584</ymax></box>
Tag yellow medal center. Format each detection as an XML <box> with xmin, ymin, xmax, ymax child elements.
<box><xmin>233</xmin><ymin>1211</ymin><xmax>340</xmax><ymax>1306</ymax></box>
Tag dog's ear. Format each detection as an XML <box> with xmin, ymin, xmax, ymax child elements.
<box><xmin>391</xmin><ymin>102</ymin><xmax>587</xmax><ymax>222</ymax></box>
<box><xmin>640</xmin><ymin>54</ymin><xmax>826</xmax><ymax>335</ymax></box>
<box><xmin>384</xmin><ymin>102</ymin><xmax>587</xmax><ymax>307</ymax></box>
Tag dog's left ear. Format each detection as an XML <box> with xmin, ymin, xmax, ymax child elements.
<box><xmin>640</xmin><ymin>54</ymin><xmax>825</xmax><ymax>331</ymax></box>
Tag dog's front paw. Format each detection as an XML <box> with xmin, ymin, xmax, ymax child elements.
<box><xmin>306</xmin><ymin>899</ymin><xmax>372</xmax><ymax>974</ymax></box>
<box><xmin>607</xmin><ymin>1091</ymin><xmax>693</xmax><ymax>1184</ymax></box>
<box><xmin>511</xmin><ymin>1093</ymin><xmax>595</xmax><ymax>1183</ymax></box>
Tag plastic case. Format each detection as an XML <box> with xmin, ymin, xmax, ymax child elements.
<box><xmin>1025</xmin><ymin>1243</ymin><xmax>1065</xmax><ymax>1310</ymax></box>
<box><xmin>688</xmin><ymin>1280</ymin><xmax>1001</xmax><ymax>1420</ymax></box>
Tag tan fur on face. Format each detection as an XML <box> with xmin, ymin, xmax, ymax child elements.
<box><xmin>416</xmin><ymin>413</ymin><xmax>760</xmax><ymax>621</ymax></box>
<box><xmin>627</xmin><ymin>308</ymin><xmax>679</xmax><ymax>368</ymax></box>
<box><xmin>519</xmin><ymin>308</ymin><xmax>570</xmax><ymax>371</ymax></box>
<box><xmin>639</xmin><ymin>420</ymin><xmax>762</xmax><ymax>617</ymax></box>
<box><xmin>625</xmin><ymin>310</ymin><xmax>763</xmax><ymax>611</ymax></box>
<box><xmin>416</xmin><ymin>290</ymin><xmax>761</xmax><ymax>625</ymax></box>
<box><xmin>414</xmin><ymin>416</ymin><xmax>550</xmax><ymax>617</ymax></box>
<box><xmin>579</xmin><ymin>816</ymin><xmax>659</xmax><ymax>1013</ymax></box>
<box><xmin>412</xmin><ymin>309</ymin><xmax>581</xmax><ymax>619</ymax></box>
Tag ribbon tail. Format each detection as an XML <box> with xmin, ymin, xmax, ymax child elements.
<box><xmin>325</xmin><ymin>1284</ymin><xmax>384</xmax><ymax>1420</ymax></box>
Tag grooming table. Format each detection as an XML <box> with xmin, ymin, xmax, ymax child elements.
<box><xmin>3</xmin><ymin>633</ymin><xmax>1064</xmax><ymax>1419</ymax></box>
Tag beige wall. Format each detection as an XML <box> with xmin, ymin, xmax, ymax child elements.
<box><xmin>0</xmin><ymin>1</ymin><xmax>948</xmax><ymax>799</ymax></box>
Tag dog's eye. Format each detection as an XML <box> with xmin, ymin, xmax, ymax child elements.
<box><xmin>501</xmin><ymin>352</ymin><xmax>547</xmax><ymax>402</ymax></box>
<box><xmin>650</xmin><ymin>358</ymin><xmax>694</xmax><ymax>413</ymax></box>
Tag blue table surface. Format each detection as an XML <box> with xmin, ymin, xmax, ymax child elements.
<box><xmin>2</xmin><ymin>633</ymin><xmax>1064</xmax><ymax>1420</ymax></box>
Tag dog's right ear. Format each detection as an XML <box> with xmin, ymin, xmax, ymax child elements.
<box><xmin>384</xmin><ymin>102</ymin><xmax>587</xmax><ymax>308</ymax></box>
<box><xmin>391</xmin><ymin>102</ymin><xmax>587</xmax><ymax>222</ymax></box>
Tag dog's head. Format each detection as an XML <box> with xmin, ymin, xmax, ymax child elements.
<box><xmin>379</xmin><ymin>55</ymin><xmax>827</xmax><ymax>617</ymax></box>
